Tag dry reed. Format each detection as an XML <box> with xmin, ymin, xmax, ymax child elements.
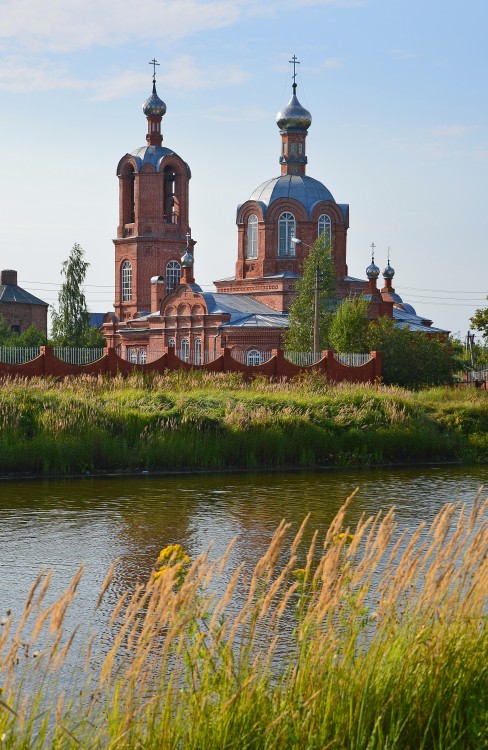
<box><xmin>0</xmin><ymin>491</ymin><xmax>487</xmax><ymax>748</ymax></box>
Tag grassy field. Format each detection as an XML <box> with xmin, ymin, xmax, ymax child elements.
<box><xmin>0</xmin><ymin>493</ymin><xmax>487</xmax><ymax>748</ymax></box>
<box><xmin>0</xmin><ymin>372</ymin><xmax>487</xmax><ymax>475</ymax></box>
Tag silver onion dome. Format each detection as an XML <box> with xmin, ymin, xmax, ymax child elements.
<box><xmin>276</xmin><ymin>94</ymin><xmax>312</xmax><ymax>131</ymax></box>
<box><xmin>181</xmin><ymin>250</ymin><xmax>193</xmax><ymax>268</ymax></box>
<box><xmin>143</xmin><ymin>82</ymin><xmax>167</xmax><ymax>117</ymax></box>
<box><xmin>366</xmin><ymin>261</ymin><xmax>380</xmax><ymax>279</ymax></box>
<box><xmin>383</xmin><ymin>262</ymin><xmax>395</xmax><ymax>279</ymax></box>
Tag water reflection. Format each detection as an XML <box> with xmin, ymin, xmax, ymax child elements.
<box><xmin>0</xmin><ymin>466</ymin><xmax>486</xmax><ymax>631</ymax></box>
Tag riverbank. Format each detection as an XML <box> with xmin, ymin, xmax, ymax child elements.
<box><xmin>0</xmin><ymin>372</ymin><xmax>487</xmax><ymax>475</ymax></box>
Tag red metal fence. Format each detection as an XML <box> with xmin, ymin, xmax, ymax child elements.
<box><xmin>0</xmin><ymin>346</ymin><xmax>381</xmax><ymax>382</ymax></box>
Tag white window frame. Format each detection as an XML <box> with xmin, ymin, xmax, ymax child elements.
<box><xmin>166</xmin><ymin>260</ymin><xmax>181</xmax><ymax>294</ymax></box>
<box><xmin>121</xmin><ymin>260</ymin><xmax>132</xmax><ymax>301</ymax></box>
<box><xmin>318</xmin><ymin>214</ymin><xmax>332</xmax><ymax>243</ymax></box>
<box><xmin>246</xmin><ymin>214</ymin><xmax>258</xmax><ymax>259</ymax></box>
<box><xmin>181</xmin><ymin>338</ymin><xmax>190</xmax><ymax>362</ymax></box>
<box><xmin>246</xmin><ymin>349</ymin><xmax>262</xmax><ymax>366</ymax></box>
<box><xmin>278</xmin><ymin>212</ymin><xmax>296</xmax><ymax>257</ymax></box>
<box><xmin>194</xmin><ymin>338</ymin><xmax>202</xmax><ymax>365</ymax></box>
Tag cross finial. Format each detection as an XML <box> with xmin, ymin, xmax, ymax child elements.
<box><xmin>186</xmin><ymin>231</ymin><xmax>191</xmax><ymax>249</ymax></box>
<box><xmin>149</xmin><ymin>58</ymin><xmax>160</xmax><ymax>83</ymax></box>
<box><xmin>289</xmin><ymin>54</ymin><xmax>300</xmax><ymax>94</ymax></box>
<box><xmin>387</xmin><ymin>246</ymin><xmax>391</xmax><ymax>264</ymax></box>
<box><xmin>370</xmin><ymin>242</ymin><xmax>376</xmax><ymax>262</ymax></box>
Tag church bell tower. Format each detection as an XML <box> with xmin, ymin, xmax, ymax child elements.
<box><xmin>113</xmin><ymin>60</ymin><xmax>193</xmax><ymax>320</ymax></box>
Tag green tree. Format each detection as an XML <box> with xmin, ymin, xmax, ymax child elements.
<box><xmin>470</xmin><ymin>297</ymin><xmax>488</xmax><ymax>341</ymax></box>
<box><xmin>368</xmin><ymin>317</ymin><xmax>456</xmax><ymax>387</ymax></box>
<box><xmin>0</xmin><ymin>318</ymin><xmax>47</xmax><ymax>346</ymax></box>
<box><xmin>328</xmin><ymin>295</ymin><xmax>370</xmax><ymax>353</ymax></box>
<box><xmin>285</xmin><ymin>235</ymin><xmax>337</xmax><ymax>352</ymax></box>
<box><xmin>51</xmin><ymin>243</ymin><xmax>105</xmax><ymax>347</ymax></box>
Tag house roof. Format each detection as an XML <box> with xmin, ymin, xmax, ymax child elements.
<box><xmin>0</xmin><ymin>283</ymin><xmax>48</xmax><ymax>307</ymax></box>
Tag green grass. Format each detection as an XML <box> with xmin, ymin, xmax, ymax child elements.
<box><xmin>0</xmin><ymin>493</ymin><xmax>487</xmax><ymax>748</ymax></box>
<box><xmin>0</xmin><ymin>372</ymin><xmax>487</xmax><ymax>475</ymax></box>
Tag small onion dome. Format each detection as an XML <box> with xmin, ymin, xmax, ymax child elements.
<box><xmin>383</xmin><ymin>262</ymin><xmax>395</xmax><ymax>279</ymax></box>
<box><xmin>143</xmin><ymin>82</ymin><xmax>166</xmax><ymax>117</ymax></box>
<box><xmin>276</xmin><ymin>94</ymin><xmax>312</xmax><ymax>131</ymax></box>
<box><xmin>366</xmin><ymin>260</ymin><xmax>380</xmax><ymax>279</ymax></box>
<box><xmin>181</xmin><ymin>250</ymin><xmax>193</xmax><ymax>267</ymax></box>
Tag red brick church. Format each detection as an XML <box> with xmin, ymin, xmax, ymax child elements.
<box><xmin>102</xmin><ymin>63</ymin><xmax>446</xmax><ymax>364</ymax></box>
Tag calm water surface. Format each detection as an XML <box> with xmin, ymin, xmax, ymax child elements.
<box><xmin>0</xmin><ymin>466</ymin><xmax>486</xmax><ymax>631</ymax></box>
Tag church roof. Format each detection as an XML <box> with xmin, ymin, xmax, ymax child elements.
<box><xmin>392</xmin><ymin>305</ymin><xmax>449</xmax><ymax>334</ymax></box>
<box><xmin>0</xmin><ymin>283</ymin><xmax>47</xmax><ymax>306</ymax></box>
<box><xmin>249</xmin><ymin>174</ymin><xmax>335</xmax><ymax>215</ymax></box>
<box><xmin>125</xmin><ymin>145</ymin><xmax>191</xmax><ymax>176</ymax></box>
<box><xmin>201</xmin><ymin>292</ymin><xmax>287</xmax><ymax>322</ymax></box>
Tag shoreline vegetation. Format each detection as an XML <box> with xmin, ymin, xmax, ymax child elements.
<box><xmin>0</xmin><ymin>372</ymin><xmax>487</xmax><ymax>477</ymax></box>
<box><xmin>1</xmin><ymin>494</ymin><xmax>487</xmax><ymax>748</ymax></box>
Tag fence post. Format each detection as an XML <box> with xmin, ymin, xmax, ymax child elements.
<box><xmin>223</xmin><ymin>347</ymin><xmax>234</xmax><ymax>373</ymax></box>
<box><xmin>372</xmin><ymin>351</ymin><xmax>382</xmax><ymax>380</ymax></box>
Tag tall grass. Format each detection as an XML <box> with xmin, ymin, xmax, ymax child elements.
<box><xmin>0</xmin><ymin>493</ymin><xmax>487</xmax><ymax>748</ymax></box>
<box><xmin>0</xmin><ymin>373</ymin><xmax>487</xmax><ymax>474</ymax></box>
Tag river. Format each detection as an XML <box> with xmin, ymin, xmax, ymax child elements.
<box><xmin>1</xmin><ymin>466</ymin><xmax>486</xmax><ymax>629</ymax></box>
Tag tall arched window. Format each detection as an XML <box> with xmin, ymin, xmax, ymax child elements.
<box><xmin>121</xmin><ymin>260</ymin><xmax>132</xmax><ymax>301</ymax></box>
<box><xmin>278</xmin><ymin>212</ymin><xmax>296</xmax><ymax>257</ymax></box>
<box><xmin>246</xmin><ymin>350</ymin><xmax>262</xmax><ymax>366</ymax></box>
<box><xmin>163</xmin><ymin>166</ymin><xmax>177</xmax><ymax>223</ymax></box>
<box><xmin>181</xmin><ymin>338</ymin><xmax>190</xmax><ymax>362</ymax></box>
<box><xmin>318</xmin><ymin>214</ymin><xmax>332</xmax><ymax>243</ymax></box>
<box><xmin>194</xmin><ymin>338</ymin><xmax>202</xmax><ymax>365</ymax></box>
<box><xmin>166</xmin><ymin>260</ymin><xmax>181</xmax><ymax>294</ymax></box>
<box><xmin>246</xmin><ymin>214</ymin><xmax>258</xmax><ymax>259</ymax></box>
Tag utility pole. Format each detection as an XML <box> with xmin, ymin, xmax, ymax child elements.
<box><xmin>314</xmin><ymin>262</ymin><xmax>320</xmax><ymax>354</ymax></box>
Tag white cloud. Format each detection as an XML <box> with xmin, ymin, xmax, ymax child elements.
<box><xmin>0</xmin><ymin>0</ymin><xmax>241</xmax><ymax>52</ymax></box>
<box><xmin>205</xmin><ymin>104</ymin><xmax>269</xmax><ymax>122</ymax></box>
<box><xmin>0</xmin><ymin>53</ymin><xmax>249</xmax><ymax>96</ymax></box>
<box><xmin>430</xmin><ymin>124</ymin><xmax>478</xmax><ymax>137</ymax></box>
<box><xmin>392</xmin><ymin>49</ymin><xmax>422</xmax><ymax>60</ymax></box>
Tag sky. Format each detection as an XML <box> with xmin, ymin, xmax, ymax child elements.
<box><xmin>1</xmin><ymin>0</ymin><xmax>487</xmax><ymax>340</ymax></box>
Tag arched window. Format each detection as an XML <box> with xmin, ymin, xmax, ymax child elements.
<box><xmin>121</xmin><ymin>260</ymin><xmax>132</xmax><ymax>301</ymax></box>
<box><xmin>318</xmin><ymin>214</ymin><xmax>332</xmax><ymax>243</ymax></box>
<box><xmin>181</xmin><ymin>338</ymin><xmax>189</xmax><ymax>362</ymax></box>
<box><xmin>166</xmin><ymin>260</ymin><xmax>181</xmax><ymax>294</ymax></box>
<box><xmin>168</xmin><ymin>337</ymin><xmax>176</xmax><ymax>349</ymax></box>
<box><xmin>163</xmin><ymin>166</ymin><xmax>178</xmax><ymax>223</ymax></box>
<box><xmin>127</xmin><ymin>348</ymin><xmax>137</xmax><ymax>363</ymax></box>
<box><xmin>138</xmin><ymin>349</ymin><xmax>147</xmax><ymax>365</ymax></box>
<box><xmin>246</xmin><ymin>349</ymin><xmax>262</xmax><ymax>366</ymax></box>
<box><xmin>194</xmin><ymin>338</ymin><xmax>202</xmax><ymax>365</ymax></box>
<box><xmin>278</xmin><ymin>212</ymin><xmax>296</xmax><ymax>257</ymax></box>
<box><xmin>246</xmin><ymin>214</ymin><xmax>258</xmax><ymax>259</ymax></box>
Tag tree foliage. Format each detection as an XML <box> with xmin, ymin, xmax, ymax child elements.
<box><xmin>368</xmin><ymin>317</ymin><xmax>457</xmax><ymax>387</ymax></box>
<box><xmin>328</xmin><ymin>296</ymin><xmax>370</xmax><ymax>353</ymax></box>
<box><xmin>0</xmin><ymin>316</ymin><xmax>47</xmax><ymax>346</ymax></box>
<box><xmin>285</xmin><ymin>235</ymin><xmax>337</xmax><ymax>352</ymax></box>
<box><xmin>470</xmin><ymin>297</ymin><xmax>488</xmax><ymax>341</ymax></box>
<box><xmin>51</xmin><ymin>243</ymin><xmax>105</xmax><ymax>347</ymax></box>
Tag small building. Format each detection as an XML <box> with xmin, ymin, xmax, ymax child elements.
<box><xmin>0</xmin><ymin>269</ymin><xmax>48</xmax><ymax>336</ymax></box>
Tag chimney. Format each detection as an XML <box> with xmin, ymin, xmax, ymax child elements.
<box><xmin>150</xmin><ymin>275</ymin><xmax>165</xmax><ymax>312</ymax></box>
<box><xmin>1</xmin><ymin>269</ymin><xmax>17</xmax><ymax>285</ymax></box>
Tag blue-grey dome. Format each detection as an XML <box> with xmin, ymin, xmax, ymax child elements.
<box><xmin>276</xmin><ymin>94</ymin><xmax>312</xmax><ymax>131</ymax></box>
<box><xmin>124</xmin><ymin>146</ymin><xmax>191</xmax><ymax>176</ymax></box>
<box><xmin>143</xmin><ymin>83</ymin><xmax>166</xmax><ymax>117</ymax></box>
<box><xmin>383</xmin><ymin>262</ymin><xmax>395</xmax><ymax>279</ymax></box>
<box><xmin>249</xmin><ymin>175</ymin><xmax>334</xmax><ymax>215</ymax></box>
